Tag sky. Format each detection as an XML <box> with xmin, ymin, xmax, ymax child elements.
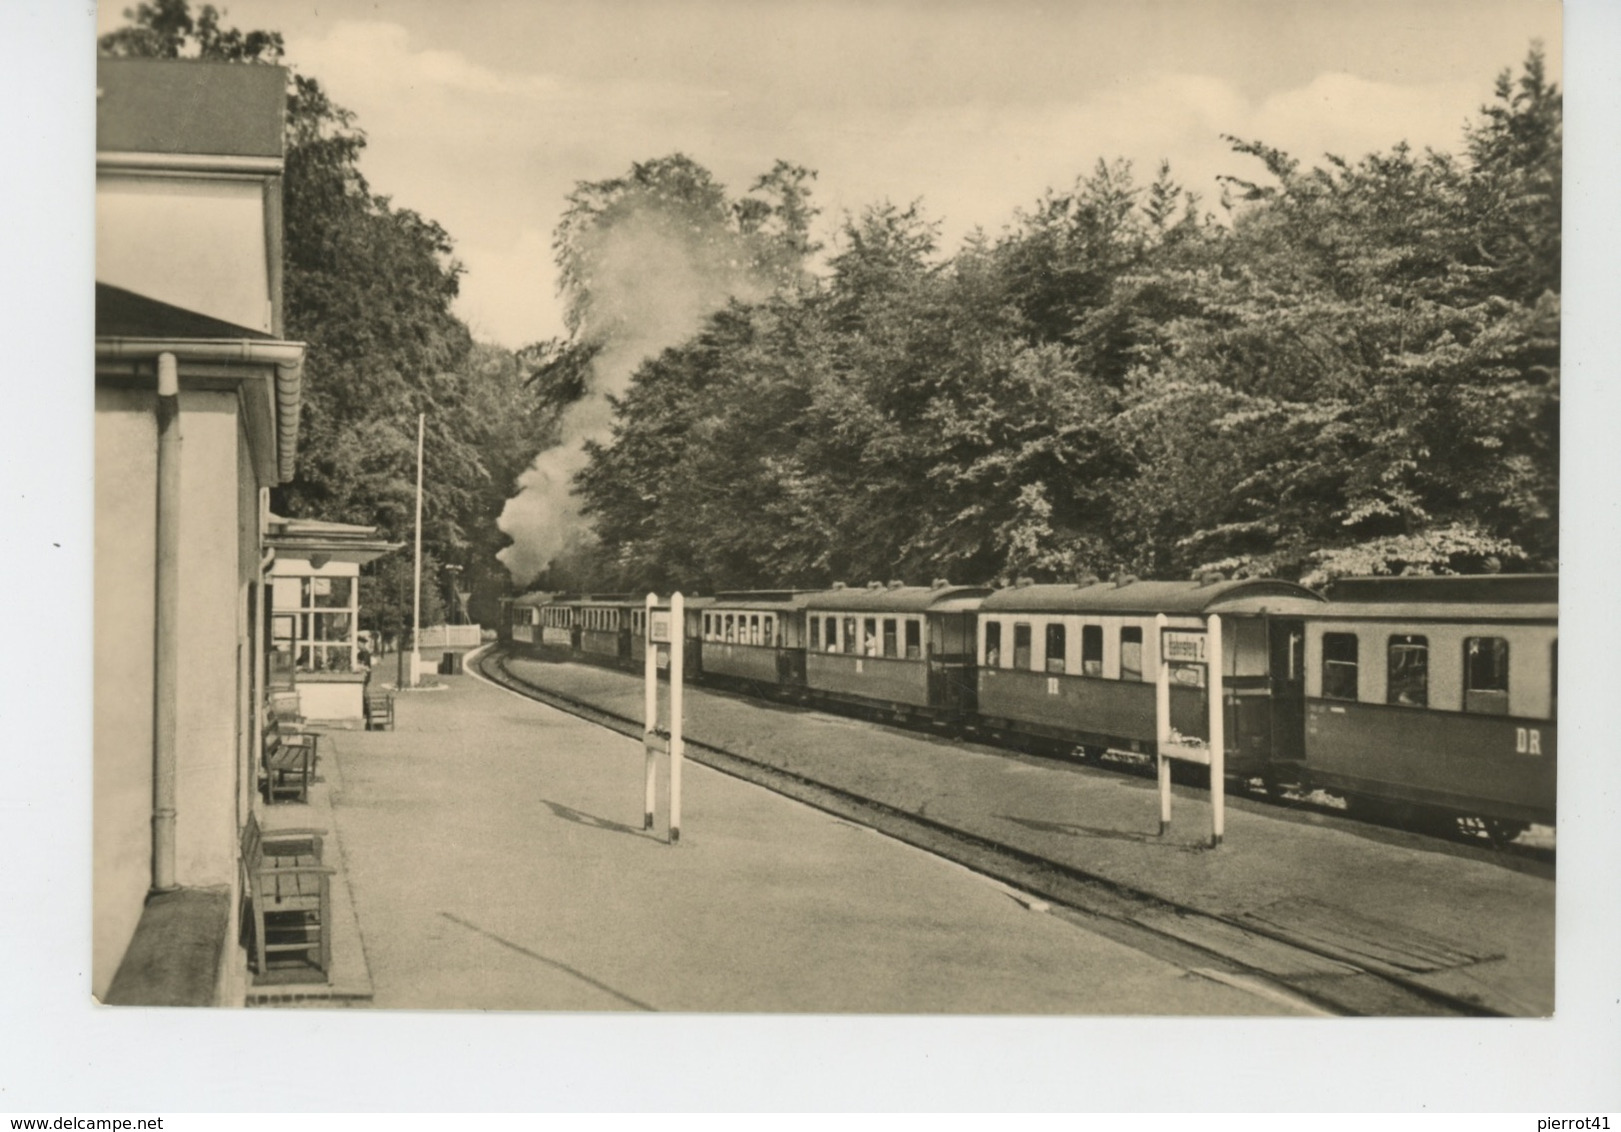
<box><xmin>96</xmin><ymin>0</ymin><xmax>1563</xmax><ymax>350</ymax></box>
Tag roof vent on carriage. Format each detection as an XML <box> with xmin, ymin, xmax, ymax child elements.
<box><xmin>887</xmin><ymin>579</ymin><xmax>906</xmax><ymax>590</ymax></box>
<box><xmin>1113</xmin><ymin>572</ymin><xmax>1138</xmax><ymax>588</ymax></box>
<box><xmin>931</xmin><ymin>578</ymin><xmax>950</xmax><ymax>589</ymax></box>
<box><xmin>1015</xmin><ymin>577</ymin><xmax>1034</xmax><ymax>588</ymax></box>
<box><xmin>1073</xmin><ymin>574</ymin><xmax>1099</xmax><ymax>588</ymax></box>
<box><xmin>866</xmin><ymin>581</ymin><xmax>884</xmax><ymax>591</ymax></box>
<box><xmin>1197</xmin><ymin>570</ymin><xmax>1226</xmax><ymax>587</ymax></box>
<box><xmin>831</xmin><ymin>581</ymin><xmax>846</xmax><ymax>590</ymax></box>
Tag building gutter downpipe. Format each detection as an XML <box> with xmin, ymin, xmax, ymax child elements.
<box><xmin>152</xmin><ymin>352</ymin><xmax>181</xmax><ymax>895</ymax></box>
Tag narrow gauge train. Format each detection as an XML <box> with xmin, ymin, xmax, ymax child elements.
<box><xmin>498</xmin><ymin>573</ymin><xmax>1556</xmax><ymax>841</ymax></box>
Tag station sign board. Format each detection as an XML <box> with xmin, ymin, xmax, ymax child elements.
<box><xmin>1161</xmin><ymin>629</ymin><xmax>1207</xmax><ymax>663</ymax></box>
<box><xmin>649</xmin><ymin>610</ymin><xmax>672</xmax><ymax>643</ymax></box>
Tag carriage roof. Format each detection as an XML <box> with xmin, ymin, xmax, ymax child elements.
<box><xmin>979</xmin><ymin>577</ymin><xmax>1322</xmax><ymax>616</ymax></box>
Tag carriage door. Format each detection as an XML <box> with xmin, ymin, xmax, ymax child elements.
<box><xmin>1267</xmin><ymin>618</ymin><xmax>1307</xmax><ymax>763</ymax></box>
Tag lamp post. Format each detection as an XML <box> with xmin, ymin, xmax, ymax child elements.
<box><xmin>410</xmin><ymin>411</ymin><xmax>424</xmax><ymax>686</ymax></box>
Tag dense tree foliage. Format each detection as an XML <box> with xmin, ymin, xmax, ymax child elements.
<box><xmin>568</xmin><ymin>48</ymin><xmax>1560</xmax><ymax>591</ymax></box>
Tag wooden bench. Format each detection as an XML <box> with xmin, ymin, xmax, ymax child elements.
<box><xmin>239</xmin><ymin>811</ymin><xmax>333</xmax><ymax>983</ymax></box>
<box><xmin>364</xmin><ymin>688</ymin><xmax>395</xmax><ymax>731</ymax></box>
<box><xmin>263</xmin><ymin>718</ymin><xmax>318</xmax><ymax>804</ymax></box>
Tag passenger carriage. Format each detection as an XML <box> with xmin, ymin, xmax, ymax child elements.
<box><xmin>536</xmin><ymin>593</ymin><xmax>583</xmax><ymax>654</ymax></box>
<box><xmin>803</xmin><ymin>581</ymin><xmax>994</xmax><ymax>719</ymax></box>
<box><xmin>577</xmin><ymin>594</ymin><xmax>637</xmax><ymax>666</ymax></box>
<box><xmin>499</xmin><ymin>591</ymin><xmax>550</xmax><ymax>648</ymax></box>
<box><xmin>1294</xmin><ymin>574</ymin><xmax>1557</xmax><ymax>838</ymax></box>
<box><xmin>975</xmin><ymin>576</ymin><xmax>1325</xmax><ymax>770</ymax></box>
<box><xmin>699</xmin><ymin>591</ymin><xmax>817</xmax><ymax>691</ymax></box>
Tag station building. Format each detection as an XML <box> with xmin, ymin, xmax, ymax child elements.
<box><xmin>94</xmin><ymin>58</ymin><xmax>305</xmax><ymax>1005</ymax></box>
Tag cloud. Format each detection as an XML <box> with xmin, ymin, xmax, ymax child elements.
<box><xmin>289</xmin><ymin>21</ymin><xmax>560</xmax><ymax>102</ymax></box>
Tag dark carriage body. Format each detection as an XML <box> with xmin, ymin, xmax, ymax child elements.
<box><xmin>976</xmin><ymin>577</ymin><xmax>1324</xmax><ymax>769</ymax></box>
<box><xmin>802</xmin><ymin>582</ymin><xmax>993</xmax><ymax>718</ymax></box>
<box><xmin>1296</xmin><ymin>574</ymin><xmax>1557</xmax><ymax>827</ymax></box>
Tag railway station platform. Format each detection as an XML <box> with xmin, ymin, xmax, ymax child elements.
<box><xmin>492</xmin><ymin>651</ymin><xmax>1555</xmax><ymax>1017</ymax></box>
<box><xmin>282</xmin><ymin>649</ymin><xmax>1554</xmax><ymax>1015</ymax></box>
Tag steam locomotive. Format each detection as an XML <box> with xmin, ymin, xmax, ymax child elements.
<box><xmin>500</xmin><ymin>573</ymin><xmax>1557</xmax><ymax>844</ymax></box>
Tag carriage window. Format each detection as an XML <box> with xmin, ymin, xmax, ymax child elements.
<box><xmin>905</xmin><ymin>620</ymin><xmax>922</xmax><ymax>660</ymax></box>
<box><xmin>1464</xmin><ymin>637</ymin><xmax>1510</xmax><ymax>715</ymax></box>
<box><xmin>863</xmin><ymin>618</ymin><xmax>879</xmax><ymax>656</ymax></box>
<box><xmin>1082</xmin><ymin>625</ymin><xmax>1103</xmax><ymax>677</ymax></box>
<box><xmin>764</xmin><ymin>615</ymin><xmax>776</xmax><ymax>647</ymax></box>
<box><xmin>882</xmin><ymin>619</ymin><xmax>898</xmax><ymax>658</ymax></box>
<box><xmin>827</xmin><ymin>616</ymin><xmax>840</xmax><ymax>651</ymax></box>
<box><xmin>984</xmin><ymin>621</ymin><xmax>1002</xmax><ymax>667</ymax></box>
<box><xmin>1045</xmin><ymin>624</ymin><xmax>1066</xmax><ymax>674</ymax></box>
<box><xmin>1119</xmin><ymin>626</ymin><xmax>1143</xmax><ymax>681</ymax></box>
<box><xmin>1387</xmin><ymin>635</ymin><xmax>1428</xmax><ymax>707</ymax></box>
<box><xmin>809</xmin><ymin>616</ymin><xmax>820</xmax><ymax>650</ymax></box>
<box><xmin>748</xmin><ymin>614</ymin><xmax>760</xmax><ymax>644</ymax></box>
<box><xmin>843</xmin><ymin>617</ymin><xmax>859</xmax><ymax>655</ymax></box>
<box><xmin>1013</xmin><ymin>623</ymin><xmax>1032</xmax><ymax>670</ymax></box>
<box><xmin>1322</xmin><ymin>633</ymin><xmax>1359</xmax><ymax>701</ymax></box>
<box><xmin>722</xmin><ymin>613</ymin><xmax>733</xmax><ymax>642</ymax></box>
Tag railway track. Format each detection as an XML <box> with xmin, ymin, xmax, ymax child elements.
<box><xmin>472</xmin><ymin>646</ymin><xmax>1524</xmax><ymax>1018</ymax></box>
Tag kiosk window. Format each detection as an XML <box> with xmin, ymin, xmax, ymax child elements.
<box><xmin>1322</xmin><ymin>633</ymin><xmax>1359</xmax><ymax>701</ymax></box>
<box><xmin>1119</xmin><ymin>626</ymin><xmax>1143</xmax><ymax>681</ymax></box>
<box><xmin>1082</xmin><ymin>625</ymin><xmax>1103</xmax><ymax>677</ymax></box>
<box><xmin>984</xmin><ymin>621</ymin><xmax>1002</xmax><ymax>667</ymax></box>
<box><xmin>1045</xmin><ymin>624</ymin><xmax>1066</xmax><ymax>674</ymax></box>
<box><xmin>1464</xmin><ymin>637</ymin><xmax>1510</xmax><ymax>715</ymax></box>
<box><xmin>1387</xmin><ymin>636</ymin><xmax>1429</xmax><ymax>707</ymax></box>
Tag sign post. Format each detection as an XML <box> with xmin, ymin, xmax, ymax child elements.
<box><xmin>643</xmin><ymin>592</ymin><xmax>659</xmax><ymax>831</ymax></box>
<box><xmin>1154</xmin><ymin>613</ymin><xmax>1172</xmax><ymax>836</ymax></box>
<box><xmin>1208</xmin><ymin>613</ymin><xmax>1225</xmax><ymax>847</ymax></box>
<box><xmin>641</xmin><ymin>593</ymin><xmax>686</xmax><ymax>844</ymax></box>
<box><xmin>1153</xmin><ymin>612</ymin><xmax>1228</xmax><ymax>847</ymax></box>
<box><xmin>670</xmin><ymin>591</ymin><xmax>685</xmax><ymax>844</ymax></box>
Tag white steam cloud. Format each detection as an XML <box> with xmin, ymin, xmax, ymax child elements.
<box><xmin>497</xmin><ymin>207</ymin><xmax>771</xmax><ymax>585</ymax></box>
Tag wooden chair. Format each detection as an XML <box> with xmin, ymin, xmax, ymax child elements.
<box><xmin>263</xmin><ymin>719</ymin><xmax>318</xmax><ymax>803</ymax></box>
<box><xmin>239</xmin><ymin>812</ymin><xmax>333</xmax><ymax>983</ymax></box>
<box><xmin>364</xmin><ymin>689</ymin><xmax>395</xmax><ymax>731</ymax></box>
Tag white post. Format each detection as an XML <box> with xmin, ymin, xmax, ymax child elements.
<box><xmin>410</xmin><ymin>411</ymin><xmax>424</xmax><ymax>687</ymax></box>
<box><xmin>1208</xmin><ymin>613</ymin><xmax>1226</xmax><ymax>848</ymax></box>
<box><xmin>1155</xmin><ymin>613</ymin><xmax>1172</xmax><ymax>836</ymax></box>
<box><xmin>643</xmin><ymin>592</ymin><xmax>658</xmax><ymax>831</ymax></box>
<box><xmin>669</xmin><ymin>591</ymin><xmax>685</xmax><ymax>844</ymax></box>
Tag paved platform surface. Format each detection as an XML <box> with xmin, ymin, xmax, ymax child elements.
<box><xmin>311</xmin><ymin>666</ymin><xmax>1325</xmax><ymax>1014</ymax></box>
<box><xmin>498</xmin><ymin>653</ymin><xmax>1555</xmax><ymax>1016</ymax></box>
